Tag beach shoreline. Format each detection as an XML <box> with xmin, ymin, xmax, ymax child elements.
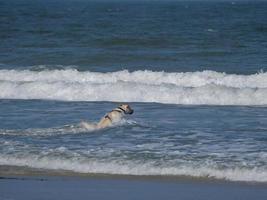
<box><xmin>1</xmin><ymin>174</ymin><xmax>267</xmax><ymax>200</ymax></box>
<box><xmin>1</xmin><ymin>165</ymin><xmax>267</xmax><ymax>186</ymax></box>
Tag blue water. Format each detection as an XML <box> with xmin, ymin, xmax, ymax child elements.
<box><xmin>0</xmin><ymin>0</ymin><xmax>267</xmax><ymax>183</ymax></box>
<box><xmin>1</xmin><ymin>0</ymin><xmax>266</xmax><ymax>73</ymax></box>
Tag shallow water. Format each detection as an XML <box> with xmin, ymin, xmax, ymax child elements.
<box><xmin>1</xmin><ymin>100</ymin><xmax>267</xmax><ymax>182</ymax></box>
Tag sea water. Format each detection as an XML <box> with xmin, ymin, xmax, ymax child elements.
<box><xmin>0</xmin><ymin>0</ymin><xmax>267</xmax><ymax>183</ymax></box>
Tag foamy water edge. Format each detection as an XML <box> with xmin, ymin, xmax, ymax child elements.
<box><xmin>1</xmin><ymin>155</ymin><xmax>267</xmax><ymax>183</ymax></box>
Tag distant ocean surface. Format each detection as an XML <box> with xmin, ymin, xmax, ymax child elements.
<box><xmin>0</xmin><ymin>0</ymin><xmax>267</xmax><ymax>183</ymax></box>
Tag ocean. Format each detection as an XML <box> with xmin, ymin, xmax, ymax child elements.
<box><xmin>0</xmin><ymin>0</ymin><xmax>267</xmax><ymax>183</ymax></box>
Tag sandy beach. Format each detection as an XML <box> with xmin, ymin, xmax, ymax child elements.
<box><xmin>1</xmin><ymin>175</ymin><xmax>267</xmax><ymax>200</ymax></box>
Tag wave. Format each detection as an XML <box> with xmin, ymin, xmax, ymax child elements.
<box><xmin>1</xmin><ymin>69</ymin><xmax>267</xmax><ymax>105</ymax></box>
<box><xmin>1</xmin><ymin>155</ymin><xmax>267</xmax><ymax>183</ymax></box>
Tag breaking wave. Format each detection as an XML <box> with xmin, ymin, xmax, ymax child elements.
<box><xmin>1</xmin><ymin>155</ymin><xmax>267</xmax><ymax>183</ymax></box>
<box><xmin>1</xmin><ymin>69</ymin><xmax>267</xmax><ymax>105</ymax></box>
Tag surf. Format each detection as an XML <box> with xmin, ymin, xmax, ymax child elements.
<box><xmin>1</xmin><ymin>69</ymin><xmax>267</xmax><ymax>105</ymax></box>
<box><xmin>1</xmin><ymin>154</ymin><xmax>267</xmax><ymax>183</ymax></box>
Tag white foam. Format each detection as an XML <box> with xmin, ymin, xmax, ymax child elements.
<box><xmin>1</xmin><ymin>69</ymin><xmax>267</xmax><ymax>105</ymax></box>
<box><xmin>0</xmin><ymin>119</ymin><xmax>135</xmax><ymax>136</ymax></box>
<box><xmin>1</xmin><ymin>155</ymin><xmax>267</xmax><ymax>183</ymax></box>
<box><xmin>0</xmin><ymin>126</ymin><xmax>87</xmax><ymax>136</ymax></box>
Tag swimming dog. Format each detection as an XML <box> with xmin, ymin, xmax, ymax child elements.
<box><xmin>80</xmin><ymin>104</ymin><xmax>134</xmax><ymax>130</ymax></box>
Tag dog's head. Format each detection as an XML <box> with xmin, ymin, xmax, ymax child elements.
<box><xmin>119</xmin><ymin>104</ymin><xmax>134</xmax><ymax>115</ymax></box>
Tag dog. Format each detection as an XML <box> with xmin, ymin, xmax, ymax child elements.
<box><xmin>80</xmin><ymin>104</ymin><xmax>134</xmax><ymax>130</ymax></box>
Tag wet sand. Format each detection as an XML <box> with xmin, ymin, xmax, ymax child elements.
<box><xmin>1</xmin><ymin>175</ymin><xmax>267</xmax><ymax>200</ymax></box>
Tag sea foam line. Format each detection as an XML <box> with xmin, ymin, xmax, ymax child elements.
<box><xmin>1</xmin><ymin>155</ymin><xmax>267</xmax><ymax>183</ymax></box>
<box><xmin>0</xmin><ymin>69</ymin><xmax>267</xmax><ymax>105</ymax></box>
